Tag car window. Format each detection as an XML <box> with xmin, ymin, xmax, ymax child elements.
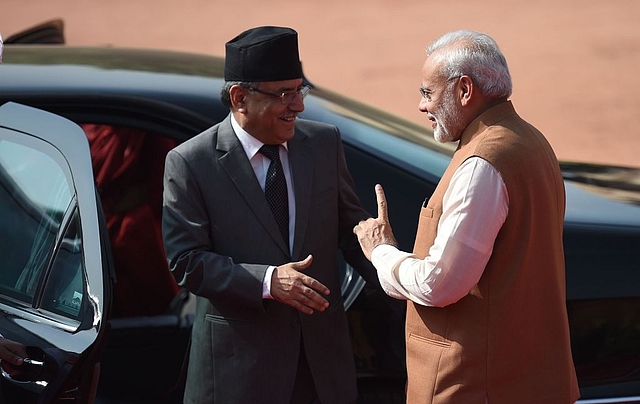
<box><xmin>40</xmin><ymin>208</ymin><xmax>85</xmax><ymax>320</ymax></box>
<box><xmin>0</xmin><ymin>133</ymin><xmax>84</xmax><ymax>324</ymax></box>
<box><xmin>568</xmin><ymin>297</ymin><xmax>640</xmax><ymax>393</ymax></box>
<box><xmin>564</xmin><ymin>225</ymin><xmax>640</xmax><ymax>395</ymax></box>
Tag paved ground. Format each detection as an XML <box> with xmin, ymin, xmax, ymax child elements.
<box><xmin>2</xmin><ymin>0</ymin><xmax>639</xmax><ymax>168</ymax></box>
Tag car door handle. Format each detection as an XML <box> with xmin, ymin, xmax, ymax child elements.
<box><xmin>22</xmin><ymin>357</ymin><xmax>45</xmax><ymax>367</ymax></box>
<box><xmin>0</xmin><ymin>346</ymin><xmax>49</xmax><ymax>394</ymax></box>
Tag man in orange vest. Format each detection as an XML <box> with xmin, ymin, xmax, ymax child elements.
<box><xmin>353</xmin><ymin>29</ymin><xmax>579</xmax><ymax>404</ymax></box>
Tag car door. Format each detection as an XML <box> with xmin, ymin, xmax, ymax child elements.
<box><xmin>0</xmin><ymin>102</ymin><xmax>113</xmax><ymax>403</ymax></box>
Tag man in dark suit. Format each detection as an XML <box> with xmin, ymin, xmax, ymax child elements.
<box><xmin>162</xmin><ymin>26</ymin><xmax>377</xmax><ymax>404</ymax></box>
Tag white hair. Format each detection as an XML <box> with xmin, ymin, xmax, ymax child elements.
<box><xmin>427</xmin><ymin>30</ymin><xmax>512</xmax><ymax>100</ymax></box>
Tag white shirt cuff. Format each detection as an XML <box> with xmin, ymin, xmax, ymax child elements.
<box><xmin>262</xmin><ymin>265</ymin><xmax>276</xmax><ymax>299</ymax></box>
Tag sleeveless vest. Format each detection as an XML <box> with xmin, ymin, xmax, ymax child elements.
<box><xmin>406</xmin><ymin>101</ymin><xmax>579</xmax><ymax>403</ymax></box>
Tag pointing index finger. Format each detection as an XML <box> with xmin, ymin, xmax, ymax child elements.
<box><xmin>375</xmin><ymin>184</ymin><xmax>389</xmax><ymax>222</ymax></box>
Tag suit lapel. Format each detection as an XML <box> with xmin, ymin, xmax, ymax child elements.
<box><xmin>288</xmin><ymin>128</ymin><xmax>313</xmax><ymax>260</ymax></box>
<box><xmin>216</xmin><ymin>117</ymin><xmax>290</xmax><ymax>256</ymax></box>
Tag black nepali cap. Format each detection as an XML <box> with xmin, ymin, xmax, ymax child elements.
<box><xmin>224</xmin><ymin>26</ymin><xmax>303</xmax><ymax>82</ymax></box>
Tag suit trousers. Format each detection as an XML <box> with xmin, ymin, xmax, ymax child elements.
<box><xmin>290</xmin><ymin>339</ymin><xmax>321</xmax><ymax>404</ymax></box>
<box><xmin>289</xmin><ymin>338</ymin><xmax>358</xmax><ymax>404</ymax></box>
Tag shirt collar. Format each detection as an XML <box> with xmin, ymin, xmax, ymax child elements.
<box><xmin>230</xmin><ymin>114</ymin><xmax>289</xmax><ymax>160</ymax></box>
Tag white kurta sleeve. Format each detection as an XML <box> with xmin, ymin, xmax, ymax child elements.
<box><xmin>371</xmin><ymin>157</ymin><xmax>508</xmax><ymax>307</ymax></box>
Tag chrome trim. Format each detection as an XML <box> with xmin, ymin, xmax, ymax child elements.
<box><xmin>340</xmin><ymin>263</ymin><xmax>366</xmax><ymax>311</ymax></box>
<box><xmin>0</xmin><ymin>366</ymin><xmax>48</xmax><ymax>393</ymax></box>
<box><xmin>0</xmin><ymin>302</ymin><xmax>80</xmax><ymax>333</ymax></box>
<box><xmin>577</xmin><ymin>397</ymin><xmax>640</xmax><ymax>403</ymax></box>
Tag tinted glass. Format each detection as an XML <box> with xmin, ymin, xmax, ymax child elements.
<box><xmin>0</xmin><ymin>135</ymin><xmax>75</xmax><ymax>311</ymax></box>
<box><xmin>41</xmin><ymin>208</ymin><xmax>84</xmax><ymax>320</ymax></box>
<box><xmin>564</xmin><ymin>225</ymin><xmax>640</xmax><ymax>396</ymax></box>
<box><xmin>568</xmin><ymin>297</ymin><xmax>640</xmax><ymax>395</ymax></box>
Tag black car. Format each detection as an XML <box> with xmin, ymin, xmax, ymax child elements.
<box><xmin>1</xmin><ymin>29</ymin><xmax>639</xmax><ymax>403</ymax></box>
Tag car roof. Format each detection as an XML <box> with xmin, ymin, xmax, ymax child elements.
<box><xmin>1</xmin><ymin>46</ymin><xmax>226</xmax><ymax>118</ymax></box>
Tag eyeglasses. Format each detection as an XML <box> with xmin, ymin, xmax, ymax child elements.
<box><xmin>247</xmin><ymin>85</ymin><xmax>311</xmax><ymax>104</ymax></box>
<box><xmin>419</xmin><ymin>76</ymin><xmax>461</xmax><ymax>102</ymax></box>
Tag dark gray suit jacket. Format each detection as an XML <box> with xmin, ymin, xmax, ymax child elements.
<box><xmin>162</xmin><ymin>115</ymin><xmax>377</xmax><ymax>403</ymax></box>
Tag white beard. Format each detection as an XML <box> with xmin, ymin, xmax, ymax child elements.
<box><xmin>432</xmin><ymin>86</ymin><xmax>463</xmax><ymax>144</ymax></box>
<box><xmin>433</xmin><ymin>117</ymin><xmax>456</xmax><ymax>143</ymax></box>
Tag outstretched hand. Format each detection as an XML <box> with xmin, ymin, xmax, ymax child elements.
<box><xmin>353</xmin><ymin>184</ymin><xmax>398</xmax><ymax>261</ymax></box>
<box><xmin>270</xmin><ymin>255</ymin><xmax>330</xmax><ymax>315</ymax></box>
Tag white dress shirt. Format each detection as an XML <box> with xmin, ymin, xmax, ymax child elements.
<box><xmin>231</xmin><ymin>115</ymin><xmax>295</xmax><ymax>299</ymax></box>
<box><xmin>371</xmin><ymin>157</ymin><xmax>509</xmax><ymax>307</ymax></box>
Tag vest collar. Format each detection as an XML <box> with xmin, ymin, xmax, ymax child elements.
<box><xmin>458</xmin><ymin>100</ymin><xmax>516</xmax><ymax>148</ymax></box>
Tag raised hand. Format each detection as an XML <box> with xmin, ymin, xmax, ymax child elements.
<box><xmin>353</xmin><ymin>184</ymin><xmax>398</xmax><ymax>261</ymax></box>
<box><xmin>270</xmin><ymin>255</ymin><xmax>331</xmax><ymax>315</ymax></box>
